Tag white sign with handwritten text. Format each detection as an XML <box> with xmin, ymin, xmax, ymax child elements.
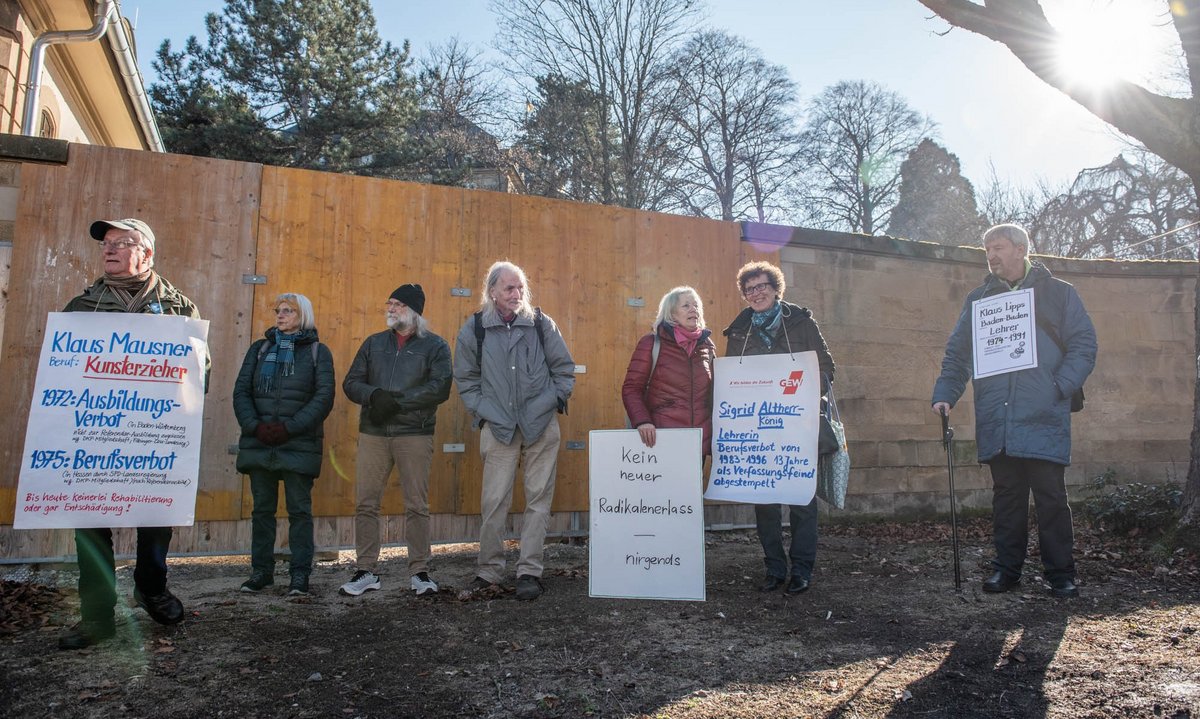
<box><xmin>972</xmin><ymin>288</ymin><xmax>1038</xmax><ymax>379</ymax></box>
<box><xmin>704</xmin><ymin>352</ymin><xmax>820</xmax><ymax>505</ymax></box>
<box><xmin>588</xmin><ymin>429</ymin><xmax>705</xmax><ymax>601</ymax></box>
<box><xmin>14</xmin><ymin>313</ymin><xmax>209</xmax><ymax>529</ymax></box>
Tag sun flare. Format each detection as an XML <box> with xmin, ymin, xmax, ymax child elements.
<box><xmin>1051</xmin><ymin>1</ymin><xmax>1170</xmax><ymax>89</ymax></box>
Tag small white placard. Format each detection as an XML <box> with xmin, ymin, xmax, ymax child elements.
<box><xmin>588</xmin><ymin>429</ymin><xmax>705</xmax><ymax>601</ymax></box>
<box><xmin>972</xmin><ymin>288</ymin><xmax>1038</xmax><ymax>379</ymax></box>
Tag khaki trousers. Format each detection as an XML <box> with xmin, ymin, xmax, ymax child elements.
<box><xmin>354</xmin><ymin>433</ymin><xmax>434</xmax><ymax>574</ymax></box>
<box><xmin>477</xmin><ymin>417</ymin><xmax>561</xmax><ymax>583</ymax></box>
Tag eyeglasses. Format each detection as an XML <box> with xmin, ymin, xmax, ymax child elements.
<box><xmin>101</xmin><ymin>240</ymin><xmax>142</xmax><ymax>251</ymax></box>
<box><xmin>274</xmin><ymin>307</ymin><xmax>296</xmax><ymax>316</ymax></box>
<box><xmin>742</xmin><ymin>282</ymin><xmax>774</xmax><ymax>297</ymax></box>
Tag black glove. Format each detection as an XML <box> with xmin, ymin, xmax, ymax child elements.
<box><xmin>254</xmin><ymin>423</ymin><xmax>274</xmax><ymax>445</ymax></box>
<box><xmin>369</xmin><ymin>389</ymin><xmax>401</xmax><ymax>423</ymax></box>
<box><xmin>557</xmin><ymin>397</ymin><xmax>568</xmax><ymax>415</ymax></box>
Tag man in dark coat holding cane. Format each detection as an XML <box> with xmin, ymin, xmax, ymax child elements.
<box><xmin>932</xmin><ymin>223</ymin><xmax>1097</xmax><ymax>599</ymax></box>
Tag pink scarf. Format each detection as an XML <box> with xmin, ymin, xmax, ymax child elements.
<box><xmin>673</xmin><ymin>324</ymin><xmax>704</xmax><ymax>356</ymax></box>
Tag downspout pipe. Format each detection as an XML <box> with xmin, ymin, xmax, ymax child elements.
<box><xmin>105</xmin><ymin>10</ymin><xmax>165</xmax><ymax>151</ymax></box>
<box><xmin>22</xmin><ymin>0</ymin><xmax>115</xmax><ymax>137</ymax></box>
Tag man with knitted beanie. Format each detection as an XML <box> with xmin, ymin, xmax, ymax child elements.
<box><xmin>341</xmin><ymin>284</ymin><xmax>453</xmax><ymax>597</ymax></box>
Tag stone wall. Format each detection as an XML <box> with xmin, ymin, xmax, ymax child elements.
<box><xmin>764</xmin><ymin>225</ymin><xmax>1196</xmax><ymax>517</ymax></box>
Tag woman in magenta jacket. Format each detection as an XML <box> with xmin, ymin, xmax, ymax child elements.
<box><xmin>621</xmin><ymin>286</ymin><xmax>717</xmax><ymax>455</ymax></box>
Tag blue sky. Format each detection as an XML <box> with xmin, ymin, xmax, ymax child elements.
<box><xmin>126</xmin><ymin>1</ymin><xmax>1144</xmax><ymax>191</ymax></box>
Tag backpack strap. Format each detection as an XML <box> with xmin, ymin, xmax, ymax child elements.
<box><xmin>1033</xmin><ymin>279</ymin><xmax>1070</xmax><ymax>355</ymax></box>
<box><xmin>475</xmin><ymin>308</ymin><xmax>549</xmax><ymax>374</ymax></box>
<box><xmin>473</xmin><ymin>311</ymin><xmax>485</xmax><ymax>368</ymax></box>
<box><xmin>646</xmin><ymin>330</ymin><xmax>661</xmax><ymax>389</ymax></box>
<box><xmin>533</xmin><ymin>307</ymin><xmax>546</xmax><ymax>353</ymax></box>
<box><xmin>1032</xmin><ymin>279</ymin><xmax>1086</xmax><ymax>411</ymax></box>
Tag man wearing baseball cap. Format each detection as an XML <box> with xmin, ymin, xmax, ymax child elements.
<box><xmin>340</xmin><ymin>284</ymin><xmax>453</xmax><ymax>597</ymax></box>
<box><xmin>59</xmin><ymin>217</ymin><xmax>204</xmax><ymax>649</ymax></box>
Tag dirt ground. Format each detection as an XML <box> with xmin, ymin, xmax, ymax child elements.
<box><xmin>0</xmin><ymin>517</ymin><xmax>1197</xmax><ymax>719</ymax></box>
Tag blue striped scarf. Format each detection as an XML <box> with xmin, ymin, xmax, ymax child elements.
<box><xmin>259</xmin><ymin>331</ymin><xmax>298</xmax><ymax>391</ymax></box>
<box><xmin>750</xmin><ymin>303</ymin><xmax>782</xmax><ymax>350</ymax></box>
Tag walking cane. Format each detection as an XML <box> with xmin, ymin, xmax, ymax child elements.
<box><xmin>940</xmin><ymin>408</ymin><xmax>962</xmax><ymax>592</ymax></box>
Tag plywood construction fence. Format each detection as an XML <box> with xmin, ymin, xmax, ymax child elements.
<box><xmin>0</xmin><ymin>144</ymin><xmax>1195</xmax><ymax>562</ymax></box>
<box><xmin>0</xmin><ymin>145</ymin><xmax>774</xmax><ymax>561</ymax></box>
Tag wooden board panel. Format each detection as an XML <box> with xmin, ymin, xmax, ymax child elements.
<box><xmin>254</xmin><ymin>169</ymin><xmax>477</xmax><ymax>518</ymax></box>
<box><xmin>451</xmin><ymin>189</ymin><xmax>514</xmax><ymax>515</ymax></box>
<box><xmin>0</xmin><ymin>145</ymin><xmax>261</xmax><ymax>525</ymax></box>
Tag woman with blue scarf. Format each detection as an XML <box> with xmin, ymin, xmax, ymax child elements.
<box><xmin>233</xmin><ymin>293</ymin><xmax>335</xmax><ymax>596</ymax></box>
<box><xmin>723</xmin><ymin>262</ymin><xmax>836</xmax><ymax>596</ymax></box>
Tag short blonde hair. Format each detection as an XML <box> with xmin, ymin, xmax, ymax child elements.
<box><xmin>275</xmin><ymin>293</ymin><xmax>315</xmax><ymax>330</ymax></box>
<box><xmin>654</xmin><ymin>286</ymin><xmax>706</xmax><ymax>329</ymax></box>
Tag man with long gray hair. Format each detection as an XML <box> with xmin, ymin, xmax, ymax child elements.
<box><xmin>453</xmin><ymin>261</ymin><xmax>575</xmax><ymax>600</ymax></box>
<box><xmin>932</xmin><ymin>224</ymin><xmax>1096</xmax><ymax>599</ymax></box>
<box><xmin>341</xmin><ymin>284</ymin><xmax>452</xmax><ymax>597</ymax></box>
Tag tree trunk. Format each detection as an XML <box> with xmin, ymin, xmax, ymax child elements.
<box><xmin>1182</xmin><ymin>261</ymin><xmax>1200</xmax><ymax>538</ymax></box>
<box><xmin>1178</xmin><ymin>174</ymin><xmax>1200</xmax><ymax>540</ymax></box>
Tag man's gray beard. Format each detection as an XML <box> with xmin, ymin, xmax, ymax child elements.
<box><xmin>386</xmin><ymin>313</ymin><xmax>413</xmax><ymax>334</ymax></box>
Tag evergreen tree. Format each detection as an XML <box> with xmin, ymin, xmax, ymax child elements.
<box><xmin>888</xmin><ymin>139</ymin><xmax>986</xmax><ymax>245</ymax></box>
<box><xmin>516</xmin><ymin>74</ymin><xmax>614</xmax><ymax>203</ymax></box>
<box><xmin>150</xmin><ymin>0</ymin><xmax>419</xmax><ymax>177</ymax></box>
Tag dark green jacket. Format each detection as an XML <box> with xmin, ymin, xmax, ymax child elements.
<box><xmin>63</xmin><ymin>274</ymin><xmax>201</xmax><ymax>317</ymax></box>
<box><xmin>64</xmin><ymin>273</ymin><xmax>211</xmax><ymax>387</ymax></box>
<box><xmin>233</xmin><ymin>328</ymin><xmax>336</xmax><ymax>477</ymax></box>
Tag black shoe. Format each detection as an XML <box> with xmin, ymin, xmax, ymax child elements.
<box><xmin>240</xmin><ymin>571</ymin><xmax>274</xmax><ymax>593</ymax></box>
<box><xmin>786</xmin><ymin>576</ymin><xmax>811</xmax><ymax>595</ymax></box>
<box><xmin>982</xmin><ymin>571</ymin><xmax>1021</xmax><ymax>593</ymax></box>
<box><xmin>759</xmin><ymin>576</ymin><xmax>786</xmax><ymax>592</ymax></box>
<box><xmin>58</xmin><ymin>620</ymin><xmax>116</xmax><ymax>650</ymax></box>
<box><xmin>287</xmin><ymin>574</ymin><xmax>310</xmax><ymax>597</ymax></box>
<box><xmin>1049</xmin><ymin>577</ymin><xmax>1079</xmax><ymax>598</ymax></box>
<box><xmin>134</xmin><ymin>586</ymin><xmax>185</xmax><ymax>625</ymax></box>
<box><xmin>515</xmin><ymin>574</ymin><xmax>543</xmax><ymax>601</ymax></box>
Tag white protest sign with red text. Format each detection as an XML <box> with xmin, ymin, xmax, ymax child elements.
<box><xmin>14</xmin><ymin>312</ymin><xmax>209</xmax><ymax>529</ymax></box>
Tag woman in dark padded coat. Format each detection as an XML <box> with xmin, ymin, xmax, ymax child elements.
<box><xmin>232</xmin><ymin>293</ymin><xmax>335</xmax><ymax>597</ymax></box>
<box><xmin>621</xmin><ymin>286</ymin><xmax>716</xmax><ymax>456</ymax></box>
<box><xmin>724</xmin><ymin>261</ymin><xmax>835</xmax><ymax>596</ymax></box>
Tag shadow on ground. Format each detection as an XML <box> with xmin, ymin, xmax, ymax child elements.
<box><xmin>1</xmin><ymin>518</ymin><xmax>1197</xmax><ymax>718</ymax></box>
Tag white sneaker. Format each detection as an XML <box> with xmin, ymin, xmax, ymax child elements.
<box><xmin>339</xmin><ymin>570</ymin><xmax>381</xmax><ymax>596</ymax></box>
<box><xmin>410</xmin><ymin>572</ymin><xmax>439</xmax><ymax>597</ymax></box>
